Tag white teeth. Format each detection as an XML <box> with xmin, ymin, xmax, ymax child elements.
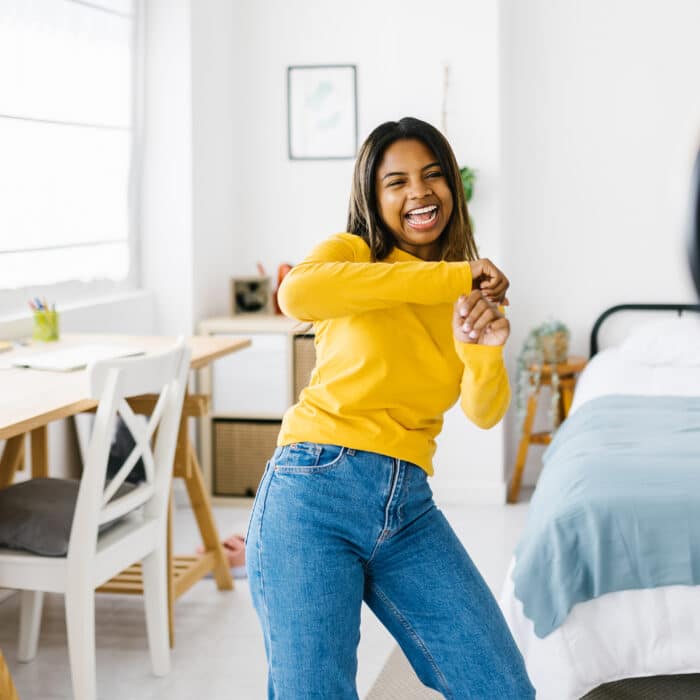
<box><xmin>407</xmin><ymin>205</ymin><xmax>437</xmax><ymax>216</ymax></box>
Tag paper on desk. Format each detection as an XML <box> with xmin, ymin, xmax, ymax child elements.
<box><xmin>11</xmin><ymin>344</ymin><xmax>146</xmax><ymax>372</ymax></box>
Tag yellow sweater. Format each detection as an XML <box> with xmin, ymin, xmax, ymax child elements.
<box><xmin>277</xmin><ymin>232</ymin><xmax>510</xmax><ymax>476</ymax></box>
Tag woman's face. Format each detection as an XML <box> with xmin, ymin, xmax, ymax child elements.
<box><xmin>375</xmin><ymin>138</ymin><xmax>453</xmax><ymax>261</ymax></box>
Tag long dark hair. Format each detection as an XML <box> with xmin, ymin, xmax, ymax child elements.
<box><xmin>689</xmin><ymin>147</ymin><xmax>700</xmax><ymax>297</ymax></box>
<box><xmin>347</xmin><ymin>117</ymin><xmax>478</xmax><ymax>262</ymax></box>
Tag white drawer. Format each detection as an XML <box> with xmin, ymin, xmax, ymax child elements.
<box><xmin>210</xmin><ymin>332</ymin><xmax>292</xmax><ymax>417</ymax></box>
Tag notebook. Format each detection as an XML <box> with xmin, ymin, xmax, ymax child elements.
<box><xmin>11</xmin><ymin>344</ymin><xmax>146</xmax><ymax>372</ymax></box>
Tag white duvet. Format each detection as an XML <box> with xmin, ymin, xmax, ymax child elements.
<box><xmin>500</xmin><ymin>347</ymin><xmax>700</xmax><ymax>699</ymax></box>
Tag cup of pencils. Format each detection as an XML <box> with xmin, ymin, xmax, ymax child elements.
<box><xmin>29</xmin><ymin>298</ymin><xmax>59</xmax><ymax>342</ymax></box>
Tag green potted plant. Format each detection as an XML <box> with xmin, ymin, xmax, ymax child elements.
<box><xmin>459</xmin><ymin>165</ymin><xmax>476</xmax><ymax>203</ymax></box>
<box><xmin>515</xmin><ymin>319</ymin><xmax>571</xmax><ymax>438</ymax></box>
<box><xmin>459</xmin><ymin>165</ymin><xmax>476</xmax><ymax>232</ymax></box>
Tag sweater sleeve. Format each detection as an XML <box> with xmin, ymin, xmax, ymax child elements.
<box><xmin>453</xmin><ymin>342</ymin><xmax>511</xmax><ymax>429</ymax></box>
<box><xmin>278</xmin><ymin>234</ymin><xmax>473</xmax><ymax>322</ymax></box>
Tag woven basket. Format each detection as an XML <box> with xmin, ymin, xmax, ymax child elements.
<box><xmin>539</xmin><ymin>330</ymin><xmax>568</xmax><ymax>364</ymax></box>
<box><xmin>213</xmin><ymin>420</ymin><xmax>280</xmax><ymax>497</ymax></box>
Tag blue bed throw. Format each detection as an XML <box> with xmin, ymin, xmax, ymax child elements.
<box><xmin>512</xmin><ymin>394</ymin><xmax>700</xmax><ymax>638</ymax></box>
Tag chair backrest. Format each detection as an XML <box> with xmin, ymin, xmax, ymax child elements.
<box><xmin>67</xmin><ymin>337</ymin><xmax>191</xmax><ymax>562</ymax></box>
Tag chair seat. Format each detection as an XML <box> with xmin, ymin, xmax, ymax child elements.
<box><xmin>0</xmin><ymin>478</ymin><xmax>136</xmax><ymax>557</ymax></box>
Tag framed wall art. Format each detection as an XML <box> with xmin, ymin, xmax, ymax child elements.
<box><xmin>230</xmin><ymin>276</ymin><xmax>273</xmax><ymax>315</ymax></box>
<box><xmin>287</xmin><ymin>64</ymin><xmax>358</xmax><ymax>160</ymax></box>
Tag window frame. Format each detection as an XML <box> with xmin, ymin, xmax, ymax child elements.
<box><xmin>0</xmin><ymin>0</ymin><xmax>144</xmax><ymax>319</ymax></box>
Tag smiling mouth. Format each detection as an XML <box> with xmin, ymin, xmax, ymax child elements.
<box><xmin>405</xmin><ymin>204</ymin><xmax>439</xmax><ymax>230</ymax></box>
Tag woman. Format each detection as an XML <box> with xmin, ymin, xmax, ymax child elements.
<box><xmin>245</xmin><ymin>117</ymin><xmax>534</xmax><ymax>699</ymax></box>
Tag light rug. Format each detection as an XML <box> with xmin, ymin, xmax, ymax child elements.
<box><xmin>365</xmin><ymin>644</ymin><xmax>700</xmax><ymax>700</ymax></box>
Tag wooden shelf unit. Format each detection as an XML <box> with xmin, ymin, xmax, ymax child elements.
<box><xmin>197</xmin><ymin>315</ymin><xmax>315</xmax><ymax>504</ymax></box>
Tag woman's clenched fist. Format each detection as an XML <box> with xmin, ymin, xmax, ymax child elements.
<box><xmin>453</xmin><ymin>291</ymin><xmax>510</xmax><ymax>347</ymax></box>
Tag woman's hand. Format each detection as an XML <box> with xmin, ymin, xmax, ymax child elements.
<box><xmin>469</xmin><ymin>258</ymin><xmax>510</xmax><ymax>305</ymax></box>
<box><xmin>453</xmin><ymin>291</ymin><xmax>510</xmax><ymax>346</ymax></box>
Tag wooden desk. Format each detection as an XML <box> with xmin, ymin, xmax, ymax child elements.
<box><xmin>0</xmin><ymin>333</ymin><xmax>251</xmax><ymax>646</ymax></box>
<box><xmin>507</xmin><ymin>355</ymin><xmax>587</xmax><ymax>504</ymax></box>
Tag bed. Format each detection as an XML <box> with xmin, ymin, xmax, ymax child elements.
<box><xmin>499</xmin><ymin>303</ymin><xmax>700</xmax><ymax>700</ymax></box>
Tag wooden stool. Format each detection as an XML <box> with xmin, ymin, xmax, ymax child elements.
<box><xmin>507</xmin><ymin>355</ymin><xmax>587</xmax><ymax>503</ymax></box>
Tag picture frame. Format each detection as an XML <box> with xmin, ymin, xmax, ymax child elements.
<box><xmin>287</xmin><ymin>64</ymin><xmax>358</xmax><ymax>160</ymax></box>
<box><xmin>230</xmin><ymin>276</ymin><xmax>273</xmax><ymax>315</ymax></box>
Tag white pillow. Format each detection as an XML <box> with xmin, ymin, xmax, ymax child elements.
<box><xmin>618</xmin><ymin>316</ymin><xmax>700</xmax><ymax>366</ymax></box>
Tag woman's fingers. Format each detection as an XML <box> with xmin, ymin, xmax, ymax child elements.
<box><xmin>454</xmin><ymin>288</ymin><xmax>510</xmax><ymax>346</ymax></box>
<box><xmin>463</xmin><ymin>293</ymin><xmax>497</xmax><ymax>329</ymax></box>
<box><xmin>470</xmin><ymin>258</ymin><xmax>510</xmax><ymax>303</ymax></box>
<box><xmin>463</xmin><ymin>291</ymin><xmax>510</xmax><ymax>308</ymax></box>
<box><xmin>479</xmin><ymin>316</ymin><xmax>511</xmax><ymax>346</ymax></box>
<box><xmin>456</xmin><ymin>294</ymin><xmax>469</xmax><ymax>318</ymax></box>
<box><xmin>453</xmin><ymin>295</ymin><xmax>474</xmax><ymax>341</ymax></box>
<box><xmin>453</xmin><ymin>291</ymin><xmax>503</xmax><ymax>342</ymax></box>
<box><xmin>456</xmin><ymin>293</ymin><xmax>494</xmax><ymax>316</ymax></box>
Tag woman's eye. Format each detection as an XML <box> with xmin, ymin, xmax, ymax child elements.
<box><xmin>426</xmin><ymin>171</ymin><xmax>442</xmax><ymax>178</ymax></box>
<box><xmin>387</xmin><ymin>180</ymin><xmax>405</xmax><ymax>187</ymax></box>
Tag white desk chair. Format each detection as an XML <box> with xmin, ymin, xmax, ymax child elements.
<box><xmin>0</xmin><ymin>338</ymin><xmax>191</xmax><ymax>700</ymax></box>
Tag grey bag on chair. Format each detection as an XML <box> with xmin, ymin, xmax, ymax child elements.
<box><xmin>106</xmin><ymin>415</ymin><xmax>146</xmax><ymax>483</ymax></box>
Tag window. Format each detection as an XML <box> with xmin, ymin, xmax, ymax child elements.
<box><xmin>0</xmin><ymin>0</ymin><xmax>140</xmax><ymax>314</ymax></box>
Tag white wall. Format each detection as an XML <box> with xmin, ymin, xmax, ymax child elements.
<box><xmin>134</xmin><ymin>0</ymin><xmax>700</xmax><ymax>498</ymax></box>
<box><xmin>501</xmin><ymin>0</ymin><xmax>700</xmax><ymax>486</ymax></box>
<box><xmin>191</xmin><ymin>0</ymin><xmax>239</xmax><ymax>326</ymax></box>
<box><xmin>228</xmin><ymin>0</ymin><xmax>507</xmax><ymax>502</ymax></box>
<box><xmin>141</xmin><ymin>0</ymin><xmax>194</xmax><ymax>335</ymax></box>
<box><xmin>141</xmin><ymin>0</ymin><xmax>240</xmax><ymax>335</ymax></box>
<box><xmin>231</xmin><ymin>0</ymin><xmax>503</xmax><ymax>273</ymax></box>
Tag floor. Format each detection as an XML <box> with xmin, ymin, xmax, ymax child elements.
<box><xmin>0</xmin><ymin>491</ymin><xmax>532</xmax><ymax>700</ymax></box>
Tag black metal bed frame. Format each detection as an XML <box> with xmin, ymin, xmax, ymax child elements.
<box><xmin>589</xmin><ymin>303</ymin><xmax>700</xmax><ymax>357</ymax></box>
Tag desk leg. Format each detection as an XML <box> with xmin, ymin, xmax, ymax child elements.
<box><xmin>508</xmin><ymin>391</ymin><xmax>538</xmax><ymax>504</ymax></box>
<box><xmin>184</xmin><ymin>440</ymin><xmax>233</xmax><ymax>591</ymax></box>
<box><xmin>30</xmin><ymin>427</ymin><xmax>48</xmax><ymax>478</ymax></box>
<box><xmin>0</xmin><ymin>436</ymin><xmax>25</xmax><ymax>489</ymax></box>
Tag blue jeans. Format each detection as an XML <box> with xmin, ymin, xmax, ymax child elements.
<box><xmin>245</xmin><ymin>442</ymin><xmax>535</xmax><ymax>699</ymax></box>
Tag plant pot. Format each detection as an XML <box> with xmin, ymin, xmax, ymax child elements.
<box><xmin>539</xmin><ymin>331</ymin><xmax>568</xmax><ymax>364</ymax></box>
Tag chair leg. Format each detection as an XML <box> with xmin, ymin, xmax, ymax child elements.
<box><xmin>18</xmin><ymin>590</ymin><xmax>44</xmax><ymax>662</ymax></box>
<box><xmin>142</xmin><ymin>544</ymin><xmax>170</xmax><ymax>676</ymax></box>
<box><xmin>64</xmin><ymin>584</ymin><xmax>97</xmax><ymax>700</ymax></box>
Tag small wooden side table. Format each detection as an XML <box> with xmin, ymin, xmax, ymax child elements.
<box><xmin>507</xmin><ymin>355</ymin><xmax>587</xmax><ymax>503</ymax></box>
